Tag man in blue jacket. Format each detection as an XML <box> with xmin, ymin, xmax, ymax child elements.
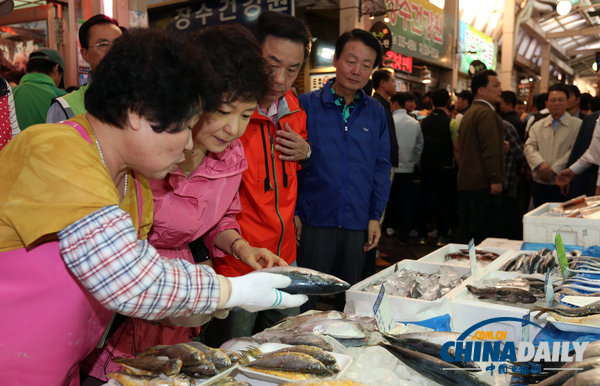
<box><xmin>296</xmin><ymin>29</ymin><xmax>391</xmax><ymax>311</ymax></box>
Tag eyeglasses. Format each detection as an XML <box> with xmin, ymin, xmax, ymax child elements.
<box><xmin>92</xmin><ymin>41</ymin><xmax>112</xmax><ymax>51</ymax></box>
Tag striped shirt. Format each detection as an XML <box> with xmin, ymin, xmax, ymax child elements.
<box><xmin>58</xmin><ymin>205</ymin><xmax>221</xmax><ymax>320</ymax></box>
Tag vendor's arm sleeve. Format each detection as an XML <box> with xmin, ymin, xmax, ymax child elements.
<box><xmin>58</xmin><ymin>205</ymin><xmax>221</xmax><ymax>320</ymax></box>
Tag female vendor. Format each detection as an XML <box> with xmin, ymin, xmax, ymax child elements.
<box><xmin>0</xmin><ymin>29</ymin><xmax>307</xmax><ymax>385</ymax></box>
<box><xmin>85</xmin><ymin>24</ymin><xmax>284</xmax><ymax>379</ymax></box>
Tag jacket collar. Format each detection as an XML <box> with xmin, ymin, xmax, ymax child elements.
<box><xmin>321</xmin><ymin>77</ymin><xmax>368</xmax><ymax>107</ymax></box>
<box><xmin>252</xmin><ymin>89</ymin><xmax>301</xmax><ymax>123</ymax></box>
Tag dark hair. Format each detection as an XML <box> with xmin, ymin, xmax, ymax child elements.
<box><xmin>86</xmin><ymin>29</ymin><xmax>213</xmax><ymax>133</ymax></box>
<box><xmin>79</xmin><ymin>14</ymin><xmax>120</xmax><ymax>49</ymax></box>
<box><xmin>26</xmin><ymin>59</ymin><xmax>62</xmax><ymax>75</ymax></box>
<box><xmin>580</xmin><ymin>92</ymin><xmax>592</xmax><ymax>111</ymax></box>
<box><xmin>252</xmin><ymin>11</ymin><xmax>311</xmax><ymax>59</ymax></box>
<box><xmin>534</xmin><ymin>93</ymin><xmax>548</xmax><ymax>111</ymax></box>
<box><xmin>471</xmin><ymin>69</ymin><xmax>497</xmax><ymax>96</ymax></box>
<box><xmin>335</xmin><ymin>29</ymin><xmax>383</xmax><ymax>68</ymax></box>
<box><xmin>591</xmin><ymin>96</ymin><xmax>600</xmax><ymax>112</ymax></box>
<box><xmin>190</xmin><ymin>24</ymin><xmax>269</xmax><ymax>110</ymax></box>
<box><xmin>431</xmin><ymin>89</ymin><xmax>450</xmax><ymax>108</ymax></box>
<box><xmin>565</xmin><ymin>84</ymin><xmax>581</xmax><ymax>99</ymax></box>
<box><xmin>501</xmin><ymin>90</ymin><xmax>517</xmax><ymax>107</ymax></box>
<box><xmin>391</xmin><ymin>91</ymin><xmax>415</xmax><ymax>107</ymax></box>
<box><xmin>548</xmin><ymin>84</ymin><xmax>569</xmax><ymax>100</ymax></box>
<box><xmin>456</xmin><ymin>90</ymin><xmax>473</xmax><ymax>105</ymax></box>
<box><xmin>372</xmin><ymin>69</ymin><xmax>391</xmax><ymax>89</ymax></box>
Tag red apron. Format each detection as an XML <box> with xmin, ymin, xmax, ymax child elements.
<box><xmin>0</xmin><ymin>121</ymin><xmax>143</xmax><ymax>385</ymax></box>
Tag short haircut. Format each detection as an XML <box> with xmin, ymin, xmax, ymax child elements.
<box><xmin>471</xmin><ymin>69</ymin><xmax>497</xmax><ymax>96</ymax></box>
<box><xmin>372</xmin><ymin>69</ymin><xmax>391</xmax><ymax>90</ymax></box>
<box><xmin>548</xmin><ymin>84</ymin><xmax>569</xmax><ymax>100</ymax></box>
<box><xmin>580</xmin><ymin>92</ymin><xmax>592</xmax><ymax>111</ymax></box>
<box><xmin>79</xmin><ymin>14</ymin><xmax>119</xmax><ymax>49</ymax></box>
<box><xmin>565</xmin><ymin>84</ymin><xmax>581</xmax><ymax>99</ymax></box>
<box><xmin>252</xmin><ymin>11</ymin><xmax>311</xmax><ymax>59</ymax></box>
<box><xmin>534</xmin><ymin>93</ymin><xmax>548</xmax><ymax>111</ymax></box>
<box><xmin>501</xmin><ymin>90</ymin><xmax>517</xmax><ymax>107</ymax></box>
<box><xmin>456</xmin><ymin>90</ymin><xmax>473</xmax><ymax>105</ymax></box>
<box><xmin>26</xmin><ymin>59</ymin><xmax>61</xmax><ymax>75</ymax></box>
<box><xmin>335</xmin><ymin>29</ymin><xmax>383</xmax><ymax>68</ymax></box>
<box><xmin>85</xmin><ymin>29</ymin><xmax>213</xmax><ymax>133</ymax></box>
<box><xmin>390</xmin><ymin>92</ymin><xmax>415</xmax><ymax>107</ymax></box>
<box><xmin>190</xmin><ymin>24</ymin><xmax>270</xmax><ymax>110</ymax></box>
<box><xmin>431</xmin><ymin>89</ymin><xmax>450</xmax><ymax>108</ymax></box>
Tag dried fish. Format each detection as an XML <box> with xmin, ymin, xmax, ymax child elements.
<box><xmin>259</xmin><ymin>266</ymin><xmax>350</xmax><ymax>295</ymax></box>
<box><xmin>564</xmin><ymin>367</ymin><xmax>600</xmax><ymax>386</ymax></box>
<box><xmin>466</xmin><ymin>284</ymin><xmax>537</xmax><ymax>303</ymax></box>
<box><xmin>537</xmin><ymin>357</ymin><xmax>600</xmax><ymax>385</ymax></box>
<box><xmin>533</xmin><ymin>299</ymin><xmax>600</xmax><ymax>318</ymax></box>
<box><xmin>280</xmin><ymin>333</ymin><xmax>334</xmax><ymax>351</ymax></box>
<box><xmin>112</xmin><ymin>356</ymin><xmax>182</xmax><ymax>376</ymax></box>
<box><xmin>138</xmin><ymin>343</ymin><xmax>205</xmax><ymax>367</ymax></box>
<box><xmin>179</xmin><ymin>361</ymin><xmax>218</xmax><ymax>378</ymax></box>
<box><xmin>444</xmin><ymin>249</ymin><xmax>499</xmax><ymax>262</ymax></box>
<box><xmin>246</xmin><ymin>351</ymin><xmax>334</xmax><ymax>376</ymax></box>
<box><xmin>107</xmin><ymin>372</ymin><xmax>192</xmax><ymax>386</ymax></box>
<box><xmin>185</xmin><ymin>341</ymin><xmax>232</xmax><ymax>369</ymax></box>
<box><xmin>256</xmin><ymin>345</ymin><xmax>339</xmax><ymax>373</ymax></box>
<box><xmin>583</xmin><ymin>340</ymin><xmax>600</xmax><ymax>360</ymax></box>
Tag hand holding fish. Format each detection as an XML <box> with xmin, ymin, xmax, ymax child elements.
<box><xmin>224</xmin><ymin>272</ymin><xmax>309</xmax><ymax>312</ymax></box>
<box><xmin>364</xmin><ymin>219</ymin><xmax>381</xmax><ymax>251</ymax></box>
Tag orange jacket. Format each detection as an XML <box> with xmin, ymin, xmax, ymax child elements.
<box><xmin>212</xmin><ymin>90</ymin><xmax>307</xmax><ymax>277</ymax></box>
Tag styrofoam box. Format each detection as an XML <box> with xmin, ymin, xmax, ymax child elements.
<box><xmin>523</xmin><ymin>202</ymin><xmax>600</xmax><ymax>248</ymax></box>
<box><xmin>448</xmin><ymin>254</ymin><xmax>549</xmax><ymax>345</ymax></box>
<box><xmin>344</xmin><ymin>260</ymin><xmax>473</xmax><ymax>328</ymax></box>
<box><xmin>418</xmin><ymin>243</ymin><xmax>514</xmax><ymax>269</ymax></box>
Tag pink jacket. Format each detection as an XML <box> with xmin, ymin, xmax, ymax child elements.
<box><xmin>148</xmin><ymin>139</ymin><xmax>248</xmax><ymax>262</ymax></box>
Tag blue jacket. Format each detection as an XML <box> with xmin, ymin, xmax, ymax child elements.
<box><xmin>297</xmin><ymin>78</ymin><xmax>391</xmax><ymax>231</ymax></box>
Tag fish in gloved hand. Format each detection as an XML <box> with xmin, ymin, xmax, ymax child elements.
<box><xmin>258</xmin><ymin>266</ymin><xmax>350</xmax><ymax>295</ymax></box>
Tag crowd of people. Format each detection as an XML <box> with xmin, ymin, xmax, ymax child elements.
<box><xmin>2</xmin><ymin>9</ymin><xmax>600</xmax><ymax>385</ymax></box>
<box><xmin>379</xmin><ymin>71</ymin><xmax>600</xmax><ymax>248</ymax></box>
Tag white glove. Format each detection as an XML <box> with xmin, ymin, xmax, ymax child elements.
<box><xmin>225</xmin><ymin>272</ymin><xmax>308</xmax><ymax>312</ymax></box>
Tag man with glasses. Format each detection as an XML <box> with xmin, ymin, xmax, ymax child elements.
<box><xmin>525</xmin><ymin>84</ymin><xmax>581</xmax><ymax>206</ymax></box>
<box><xmin>46</xmin><ymin>14</ymin><xmax>122</xmax><ymax>122</ymax></box>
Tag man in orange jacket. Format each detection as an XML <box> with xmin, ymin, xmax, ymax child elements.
<box><xmin>205</xmin><ymin>11</ymin><xmax>312</xmax><ymax>346</ymax></box>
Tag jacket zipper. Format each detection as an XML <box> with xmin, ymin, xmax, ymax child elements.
<box><xmin>269</xmin><ymin>121</ymin><xmax>285</xmax><ymax>255</ymax></box>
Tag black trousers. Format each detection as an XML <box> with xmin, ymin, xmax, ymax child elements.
<box><xmin>457</xmin><ymin>188</ymin><xmax>503</xmax><ymax>244</ymax></box>
<box><xmin>417</xmin><ymin>168</ymin><xmax>456</xmax><ymax>238</ymax></box>
<box><xmin>383</xmin><ymin>172</ymin><xmax>416</xmax><ymax>242</ymax></box>
<box><xmin>297</xmin><ymin>225</ymin><xmax>365</xmax><ymax>311</ymax></box>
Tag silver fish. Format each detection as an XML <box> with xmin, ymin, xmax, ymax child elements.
<box><xmin>380</xmin><ymin>344</ymin><xmax>489</xmax><ymax>386</ymax></box>
<box><xmin>294</xmin><ymin>318</ymin><xmax>367</xmax><ymax>339</ymax></box>
<box><xmin>245</xmin><ymin>351</ymin><xmax>333</xmax><ymax>376</ymax></box>
<box><xmin>533</xmin><ymin>299</ymin><xmax>600</xmax><ymax>318</ymax></box>
<box><xmin>259</xmin><ymin>266</ymin><xmax>350</xmax><ymax>295</ymax></box>
<box><xmin>280</xmin><ymin>333</ymin><xmax>334</xmax><ymax>351</ymax></box>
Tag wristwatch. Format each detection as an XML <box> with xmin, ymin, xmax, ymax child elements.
<box><xmin>305</xmin><ymin>144</ymin><xmax>312</xmax><ymax>160</ymax></box>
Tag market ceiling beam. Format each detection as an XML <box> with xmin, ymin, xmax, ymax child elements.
<box><xmin>546</xmin><ymin>26</ymin><xmax>600</xmax><ymax>39</ymax></box>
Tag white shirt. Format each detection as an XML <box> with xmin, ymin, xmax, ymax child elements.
<box><xmin>570</xmin><ymin>115</ymin><xmax>600</xmax><ymax>185</ymax></box>
<box><xmin>393</xmin><ymin>108</ymin><xmax>423</xmax><ymax>173</ymax></box>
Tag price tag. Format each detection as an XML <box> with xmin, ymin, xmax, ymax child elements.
<box><xmin>468</xmin><ymin>238</ymin><xmax>477</xmax><ymax>275</ymax></box>
<box><xmin>554</xmin><ymin>233</ymin><xmax>570</xmax><ymax>279</ymax></box>
<box><xmin>544</xmin><ymin>268</ymin><xmax>554</xmax><ymax>307</ymax></box>
<box><xmin>373</xmin><ymin>284</ymin><xmax>394</xmax><ymax>334</ymax></box>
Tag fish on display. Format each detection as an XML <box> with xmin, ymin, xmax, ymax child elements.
<box><xmin>112</xmin><ymin>356</ymin><xmax>183</xmax><ymax>376</ymax></box>
<box><xmin>259</xmin><ymin>266</ymin><xmax>350</xmax><ymax>295</ymax></box>
<box><xmin>212</xmin><ymin>377</ymin><xmax>251</xmax><ymax>385</ymax></box>
<box><xmin>280</xmin><ymin>333</ymin><xmax>334</xmax><ymax>352</ymax></box>
<box><xmin>537</xmin><ymin>356</ymin><xmax>600</xmax><ymax>385</ymax></box>
<box><xmin>138</xmin><ymin>343</ymin><xmax>205</xmax><ymax>367</ymax></box>
<box><xmin>379</xmin><ymin>344</ymin><xmax>489</xmax><ymax>386</ymax></box>
<box><xmin>466</xmin><ymin>284</ymin><xmax>538</xmax><ymax>303</ymax></box>
<box><xmin>107</xmin><ymin>372</ymin><xmax>192</xmax><ymax>385</ymax></box>
<box><xmin>254</xmin><ymin>344</ymin><xmax>339</xmax><ymax>373</ymax></box>
<box><xmin>293</xmin><ymin>318</ymin><xmax>368</xmax><ymax>346</ymax></box>
<box><xmin>583</xmin><ymin>340</ymin><xmax>600</xmax><ymax>360</ymax></box>
<box><xmin>533</xmin><ymin>299</ymin><xmax>600</xmax><ymax>318</ymax></box>
<box><xmin>185</xmin><ymin>341</ymin><xmax>232</xmax><ymax>369</ymax></box>
<box><xmin>383</xmin><ymin>334</ymin><xmax>481</xmax><ymax>371</ymax></box>
<box><xmin>245</xmin><ymin>351</ymin><xmax>334</xmax><ymax>376</ymax></box>
<box><xmin>445</xmin><ymin>249</ymin><xmax>499</xmax><ymax>262</ymax></box>
<box><xmin>179</xmin><ymin>361</ymin><xmax>218</xmax><ymax>378</ymax></box>
<box><xmin>564</xmin><ymin>366</ymin><xmax>600</xmax><ymax>386</ymax></box>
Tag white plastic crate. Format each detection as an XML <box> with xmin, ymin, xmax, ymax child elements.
<box><xmin>418</xmin><ymin>243</ymin><xmax>514</xmax><ymax>270</ymax></box>
<box><xmin>523</xmin><ymin>202</ymin><xmax>600</xmax><ymax>248</ymax></box>
<box><xmin>448</xmin><ymin>267</ymin><xmax>547</xmax><ymax>345</ymax></box>
<box><xmin>344</xmin><ymin>260</ymin><xmax>472</xmax><ymax>329</ymax></box>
